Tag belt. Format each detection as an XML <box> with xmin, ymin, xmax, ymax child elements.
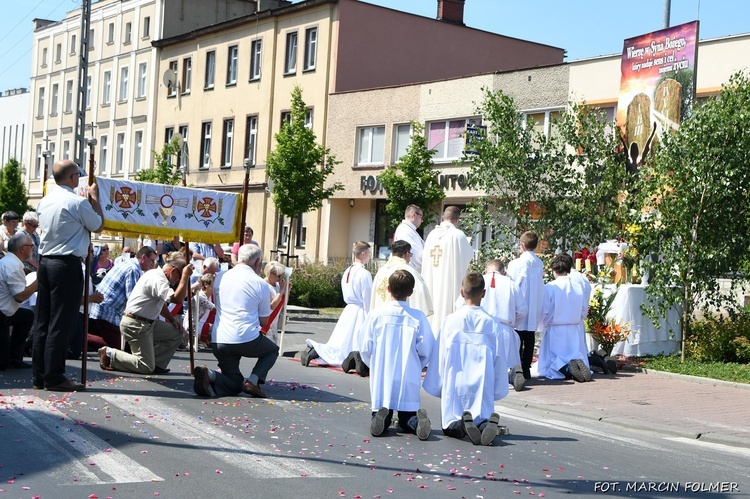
<box><xmin>123</xmin><ymin>312</ymin><xmax>154</xmax><ymax>324</ymax></box>
<box><xmin>42</xmin><ymin>254</ymin><xmax>84</xmax><ymax>262</ymax></box>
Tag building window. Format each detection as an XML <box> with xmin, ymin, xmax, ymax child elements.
<box><xmin>124</xmin><ymin>22</ymin><xmax>132</xmax><ymax>44</ymax></box>
<box><xmin>115</xmin><ymin>133</ymin><xmax>125</xmax><ymax>173</ymax></box>
<box><xmin>64</xmin><ymin>80</ymin><xmax>73</xmax><ymax>113</ymax></box>
<box><xmin>182</xmin><ymin>57</ymin><xmax>192</xmax><ymax>93</ymax></box>
<box><xmin>55</xmin><ymin>43</ymin><xmax>62</xmax><ymax>63</ymax></box>
<box><xmin>177</xmin><ymin>125</ymin><xmax>188</xmax><ymax>170</ymax></box>
<box><xmin>102</xmin><ymin>71</ymin><xmax>111</xmax><ymax>105</ymax></box>
<box><xmin>63</xmin><ymin>140</ymin><xmax>70</xmax><ymax>160</ymax></box>
<box><xmin>34</xmin><ymin>144</ymin><xmax>42</xmax><ymax>179</ymax></box>
<box><xmin>119</xmin><ymin>66</ymin><xmax>129</xmax><ymax>102</ymax></box>
<box><xmin>226</xmin><ymin>45</ymin><xmax>238</xmax><ymax>85</ymax></box>
<box><xmin>70</xmin><ymin>34</ymin><xmax>76</xmax><ymax>54</ymax></box>
<box><xmin>164</xmin><ymin>127</ymin><xmax>174</xmax><ymax>164</ymax></box>
<box><xmin>244</xmin><ymin>115</ymin><xmax>258</xmax><ymax>166</ymax></box>
<box><xmin>221</xmin><ymin>119</ymin><xmax>234</xmax><ymax>168</ymax></box>
<box><xmin>133</xmin><ymin>130</ymin><xmax>143</xmax><ymax>171</ymax></box>
<box><xmin>37</xmin><ymin>87</ymin><xmax>45</xmax><ymax>117</ymax></box>
<box><xmin>89</xmin><ymin>29</ymin><xmax>95</xmax><ymax>50</ymax></box>
<box><xmin>137</xmin><ymin>62</ymin><xmax>147</xmax><ymax>97</ymax></box>
<box><xmin>142</xmin><ymin>17</ymin><xmax>150</xmax><ymax>38</ymax></box>
<box><xmin>281</xmin><ymin>108</ymin><xmax>312</xmax><ymax>129</ymax></box>
<box><xmin>393</xmin><ymin>123</ymin><xmax>412</xmax><ymax>163</ymax></box>
<box><xmin>167</xmin><ymin>60</ymin><xmax>178</xmax><ymax>97</ymax></box>
<box><xmin>41</xmin><ymin>47</ymin><xmax>48</xmax><ymax>67</ymax></box>
<box><xmin>356</xmin><ymin>126</ymin><xmax>385</xmax><ymax>166</ymax></box>
<box><xmin>374</xmin><ymin>199</ymin><xmax>396</xmax><ymax>255</ymax></box>
<box><xmin>204</xmin><ymin>50</ymin><xmax>215</xmax><ymax>89</ymax></box>
<box><xmin>276</xmin><ymin>214</ymin><xmax>307</xmax><ymax>248</ymax></box>
<box><xmin>428</xmin><ymin>119</ymin><xmax>469</xmax><ymax>161</ymax></box>
<box><xmin>85</xmin><ymin>75</ymin><xmax>92</xmax><ymax>109</ymax></box>
<box><xmin>521</xmin><ymin>108</ymin><xmax>564</xmax><ymax>138</ymax></box>
<box><xmin>305</xmin><ymin>108</ymin><xmax>313</xmax><ymax>128</ymax></box>
<box><xmin>50</xmin><ymin>83</ymin><xmax>59</xmax><ymax>115</ymax></box>
<box><xmin>200</xmin><ymin>122</ymin><xmax>212</xmax><ymax>169</ymax></box>
<box><xmin>99</xmin><ymin>135</ymin><xmax>108</xmax><ymax>174</ymax></box>
<box><xmin>284</xmin><ymin>32</ymin><xmax>297</xmax><ymax>75</ymax></box>
<box><xmin>249</xmin><ymin>39</ymin><xmax>262</xmax><ymax>81</ymax></box>
<box><xmin>49</xmin><ymin>142</ymin><xmax>56</xmax><ymax>167</ymax></box>
<box><xmin>303</xmin><ymin>27</ymin><xmax>317</xmax><ymax>71</ymax></box>
<box><xmin>107</xmin><ymin>23</ymin><xmax>115</xmax><ymax>44</ymax></box>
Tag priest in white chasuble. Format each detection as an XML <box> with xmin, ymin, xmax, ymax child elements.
<box><xmin>371</xmin><ymin>240</ymin><xmax>433</xmax><ymax>317</ymax></box>
<box><xmin>421</xmin><ymin>206</ymin><xmax>474</xmax><ymax>336</ymax></box>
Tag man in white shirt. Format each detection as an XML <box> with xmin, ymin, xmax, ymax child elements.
<box><xmin>506</xmin><ymin>231</ymin><xmax>545</xmax><ymax>380</ymax></box>
<box><xmin>0</xmin><ymin>234</ymin><xmax>38</xmax><ymax>370</ymax></box>
<box><xmin>113</xmin><ymin>246</ymin><xmax>134</xmax><ymax>266</ymax></box>
<box><xmin>193</xmin><ymin>244</ymin><xmax>278</xmax><ymax>398</ymax></box>
<box><xmin>393</xmin><ymin>205</ymin><xmax>425</xmax><ymax>273</ymax></box>
<box><xmin>421</xmin><ymin>206</ymin><xmax>474</xmax><ymax>333</ymax></box>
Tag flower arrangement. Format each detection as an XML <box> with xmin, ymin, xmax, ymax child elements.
<box><xmin>586</xmin><ymin>287</ymin><xmax>630</xmax><ymax>355</ymax></box>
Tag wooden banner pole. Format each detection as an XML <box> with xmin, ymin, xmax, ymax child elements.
<box><xmin>81</xmin><ymin>139</ymin><xmax>95</xmax><ymax>383</ymax></box>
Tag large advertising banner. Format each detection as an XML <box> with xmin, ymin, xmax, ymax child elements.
<box><xmin>617</xmin><ymin>21</ymin><xmax>699</xmax><ymax>171</ymax></box>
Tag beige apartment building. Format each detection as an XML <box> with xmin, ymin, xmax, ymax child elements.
<box><xmin>151</xmin><ymin>0</ymin><xmax>565</xmax><ymax>261</ymax></box>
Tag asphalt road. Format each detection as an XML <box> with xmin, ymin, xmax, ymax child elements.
<box><xmin>0</xmin><ymin>318</ymin><xmax>747</xmax><ymax>498</ymax></box>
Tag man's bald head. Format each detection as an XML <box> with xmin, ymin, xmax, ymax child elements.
<box><xmin>52</xmin><ymin>159</ymin><xmax>79</xmax><ymax>185</ymax></box>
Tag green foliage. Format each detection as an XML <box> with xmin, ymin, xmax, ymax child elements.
<box><xmin>377</xmin><ymin>122</ymin><xmax>444</xmax><ymax>226</ymax></box>
<box><xmin>267</xmin><ymin>85</ymin><xmax>342</xmax><ymax>251</ymax></box>
<box><xmin>134</xmin><ymin>137</ymin><xmax>182</xmax><ymax>185</ymax></box>
<box><xmin>643</xmin><ymin>355</ymin><xmax>750</xmax><ymax>384</ymax></box>
<box><xmin>656</xmin><ymin>69</ymin><xmax>696</xmax><ymax>122</ymax></box>
<box><xmin>0</xmin><ymin>158</ymin><xmax>31</xmax><ymax>215</ymax></box>
<box><xmin>636</xmin><ymin>71</ymin><xmax>750</xmax><ymax>358</ymax></box>
<box><xmin>288</xmin><ymin>261</ymin><xmax>347</xmax><ymax>308</ymax></box>
<box><xmin>685</xmin><ymin>312</ymin><xmax>750</xmax><ymax>363</ymax></box>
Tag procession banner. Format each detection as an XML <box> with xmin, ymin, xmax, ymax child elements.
<box><xmin>97</xmin><ymin>178</ymin><xmax>242</xmax><ymax>243</ymax></box>
<box><xmin>617</xmin><ymin>21</ymin><xmax>699</xmax><ymax>162</ymax></box>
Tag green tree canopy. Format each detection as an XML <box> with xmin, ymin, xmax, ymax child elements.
<box><xmin>377</xmin><ymin>122</ymin><xmax>444</xmax><ymax>227</ymax></box>
<box><xmin>0</xmin><ymin>157</ymin><xmax>31</xmax><ymax>216</ymax></box>
<box><xmin>134</xmin><ymin>136</ymin><xmax>182</xmax><ymax>185</ymax></box>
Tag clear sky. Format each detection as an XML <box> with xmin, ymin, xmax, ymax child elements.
<box><xmin>1</xmin><ymin>0</ymin><xmax>748</xmax><ymax>92</ymax></box>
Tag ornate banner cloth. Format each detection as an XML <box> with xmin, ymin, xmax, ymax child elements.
<box><xmin>97</xmin><ymin>178</ymin><xmax>242</xmax><ymax>243</ymax></box>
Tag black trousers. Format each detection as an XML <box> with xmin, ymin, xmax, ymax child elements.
<box><xmin>0</xmin><ymin>307</ymin><xmax>35</xmax><ymax>369</ymax></box>
<box><xmin>33</xmin><ymin>256</ymin><xmax>83</xmax><ymax>387</ymax></box>
<box><xmin>516</xmin><ymin>330</ymin><xmax>536</xmax><ymax>378</ymax></box>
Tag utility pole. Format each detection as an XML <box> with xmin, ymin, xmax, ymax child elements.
<box><xmin>663</xmin><ymin>0</ymin><xmax>671</xmax><ymax>29</ymax></box>
<box><xmin>74</xmin><ymin>0</ymin><xmax>92</xmax><ymax>167</ymax></box>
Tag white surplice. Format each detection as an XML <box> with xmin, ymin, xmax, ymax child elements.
<box><xmin>423</xmin><ymin>306</ymin><xmax>509</xmax><ymax>428</ymax></box>
<box><xmin>393</xmin><ymin>220</ymin><xmax>424</xmax><ymax>273</ymax></box>
<box><xmin>536</xmin><ymin>276</ymin><xmax>591</xmax><ymax>379</ymax></box>
<box><xmin>371</xmin><ymin>256</ymin><xmax>433</xmax><ymax>316</ymax></box>
<box><xmin>479</xmin><ymin>271</ymin><xmax>527</xmax><ymax>368</ymax></box>
<box><xmin>506</xmin><ymin>250</ymin><xmax>545</xmax><ymax>332</ymax></box>
<box><xmin>421</xmin><ymin>221</ymin><xmax>474</xmax><ymax>334</ymax></box>
<box><xmin>307</xmin><ymin>263</ymin><xmax>372</xmax><ymax>365</ymax></box>
<box><xmin>360</xmin><ymin>300</ymin><xmax>434</xmax><ymax>412</ymax></box>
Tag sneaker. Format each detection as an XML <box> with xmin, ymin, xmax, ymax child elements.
<box><xmin>371</xmin><ymin>407</ymin><xmax>389</xmax><ymax>437</ymax></box>
<box><xmin>354</xmin><ymin>352</ymin><xmax>369</xmax><ymax>377</ymax></box>
<box><xmin>576</xmin><ymin>359</ymin><xmax>592</xmax><ymax>382</ymax></box>
<box><xmin>415</xmin><ymin>408</ymin><xmax>431</xmax><ymax>441</ymax></box>
<box><xmin>341</xmin><ymin>352</ymin><xmax>356</xmax><ymax>373</ymax></box>
<box><xmin>481</xmin><ymin>412</ymin><xmax>500</xmax><ymax>446</ymax></box>
<box><xmin>462</xmin><ymin>411</ymin><xmax>482</xmax><ymax>445</ymax></box>
<box><xmin>193</xmin><ymin>365</ymin><xmax>215</xmax><ymax>397</ymax></box>
<box><xmin>568</xmin><ymin>359</ymin><xmax>585</xmax><ymax>382</ymax></box>
<box><xmin>300</xmin><ymin>346</ymin><xmax>318</xmax><ymax>367</ymax></box>
<box><xmin>511</xmin><ymin>364</ymin><xmax>525</xmax><ymax>391</ymax></box>
<box><xmin>242</xmin><ymin>379</ymin><xmax>268</xmax><ymax>398</ymax></box>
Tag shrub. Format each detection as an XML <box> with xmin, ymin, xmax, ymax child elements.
<box><xmin>686</xmin><ymin>311</ymin><xmax>750</xmax><ymax>363</ymax></box>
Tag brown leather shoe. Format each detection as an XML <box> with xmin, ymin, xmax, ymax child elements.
<box><xmin>99</xmin><ymin>347</ymin><xmax>114</xmax><ymax>371</ymax></box>
<box><xmin>242</xmin><ymin>380</ymin><xmax>267</xmax><ymax>398</ymax></box>
<box><xmin>45</xmin><ymin>379</ymin><xmax>85</xmax><ymax>392</ymax></box>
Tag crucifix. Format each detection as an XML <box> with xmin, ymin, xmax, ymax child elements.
<box><xmin>430</xmin><ymin>245</ymin><xmax>443</xmax><ymax>267</ymax></box>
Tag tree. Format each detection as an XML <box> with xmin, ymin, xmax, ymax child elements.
<box><xmin>0</xmin><ymin>158</ymin><xmax>31</xmax><ymax>215</ymax></box>
<box><xmin>266</xmin><ymin>85</ymin><xmax>342</xmax><ymax>255</ymax></box>
<box><xmin>636</xmin><ymin>71</ymin><xmax>750</xmax><ymax>361</ymax></box>
<box><xmin>134</xmin><ymin>136</ymin><xmax>182</xmax><ymax>185</ymax></box>
<box><xmin>377</xmin><ymin>122</ymin><xmax>444</xmax><ymax>227</ymax></box>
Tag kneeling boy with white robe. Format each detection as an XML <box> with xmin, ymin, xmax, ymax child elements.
<box><xmin>361</xmin><ymin>270</ymin><xmax>435</xmax><ymax>440</ymax></box>
<box><xmin>425</xmin><ymin>272</ymin><xmax>509</xmax><ymax>445</ymax></box>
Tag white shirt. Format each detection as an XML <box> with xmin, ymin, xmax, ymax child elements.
<box><xmin>214</xmin><ymin>264</ymin><xmax>271</xmax><ymax>344</ymax></box>
<box><xmin>360</xmin><ymin>300</ymin><xmax>435</xmax><ymax>412</ymax></box>
<box><xmin>0</xmin><ymin>252</ymin><xmax>27</xmax><ymax>316</ymax></box>
<box><xmin>393</xmin><ymin>220</ymin><xmax>424</xmax><ymax>273</ymax></box>
<box><xmin>37</xmin><ymin>184</ymin><xmax>102</xmax><ymax>258</ymax></box>
<box><xmin>480</xmin><ymin>271</ymin><xmax>527</xmax><ymax>328</ymax></box>
<box><xmin>124</xmin><ymin>268</ymin><xmax>175</xmax><ymax>321</ymax></box>
<box><xmin>423</xmin><ymin>305</ymin><xmax>508</xmax><ymax>427</ymax></box>
<box><xmin>506</xmin><ymin>250</ymin><xmax>545</xmax><ymax>332</ymax></box>
<box><xmin>371</xmin><ymin>256</ymin><xmax>433</xmax><ymax>317</ymax></box>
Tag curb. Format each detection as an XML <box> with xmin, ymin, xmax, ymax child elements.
<box><xmin>642</xmin><ymin>368</ymin><xmax>750</xmax><ymax>391</ymax></box>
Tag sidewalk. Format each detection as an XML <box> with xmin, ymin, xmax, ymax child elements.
<box><xmin>502</xmin><ymin>366</ymin><xmax>750</xmax><ymax>449</ymax></box>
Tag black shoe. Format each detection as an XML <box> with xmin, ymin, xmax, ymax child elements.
<box><xmin>300</xmin><ymin>346</ymin><xmax>318</xmax><ymax>367</ymax></box>
<box><xmin>576</xmin><ymin>359</ymin><xmax>592</xmax><ymax>382</ymax></box>
<box><xmin>568</xmin><ymin>359</ymin><xmax>585</xmax><ymax>382</ymax></box>
<box><xmin>415</xmin><ymin>408</ymin><xmax>431</xmax><ymax>441</ymax></box>
<box><xmin>341</xmin><ymin>352</ymin><xmax>356</xmax><ymax>373</ymax></box>
<box><xmin>522</xmin><ymin>366</ymin><xmax>531</xmax><ymax>380</ymax></box>
<box><xmin>511</xmin><ymin>364</ymin><xmax>525</xmax><ymax>391</ymax></box>
<box><xmin>354</xmin><ymin>352</ymin><xmax>369</xmax><ymax>377</ymax></box>
<box><xmin>8</xmin><ymin>359</ymin><xmax>32</xmax><ymax>369</ymax></box>
<box><xmin>193</xmin><ymin>365</ymin><xmax>215</xmax><ymax>397</ymax></box>
<box><xmin>371</xmin><ymin>407</ymin><xmax>389</xmax><ymax>437</ymax></box>
<box><xmin>588</xmin><ymin>351</ymin><xmax>608</xmax><ymax>374</ymax></box>
<box><xmin>604</xmin><ymin>356</ymin><xmax>618</xmax><ymax>374</ymax></box>
<box><xmin>462</xmin><ymin>411</ymin><xmax>482</xmax><ymax>445</ymax></box>
<box><xmin>481</xmin><ymin>412</ymin><xmax>500</xmax><ymax>446</ymax></box>
<box><xmin>152</xmin><ymin>366</ymin><xmax>171</xmax><ymax>374</ymax></box>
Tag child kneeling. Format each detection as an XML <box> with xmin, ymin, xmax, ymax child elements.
<box><xmin>424</xmin><ymin>272</ymin><xmax>509</xmax><ymax>445</ymax></box>
<box><xmin>361</xmin><ymin>270</ymin><xmax>435</xmax><ymax>440</ymax></box>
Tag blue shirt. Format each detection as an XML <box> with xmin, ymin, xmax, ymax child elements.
<box><xmin>37</xmin><ymin>185</ymin><xmax>102</xmax><ymax>258</ymax></box>
<box><xmin>89</xmin><ymin>258</ymin><xmax>143</xmax><ymax>326</ymax></box>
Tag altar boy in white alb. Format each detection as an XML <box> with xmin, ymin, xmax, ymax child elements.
<box><xmin>361</xmin><ymin>270</ymin><xmax>434</xmax><ymax>440</ymax></box>
<box><xmin>421</xmin><ymin>206</ymin><xmax>474</xmax><ymax>333</ymax></box>
<box><xmin>393</xmin><ymin>204</ymin><xmax>425</xmax><ymax>273</ymax></box>
<box><xmin>302</xmin><ymin>241</ymin><xmax>372</xmax><ymax>368</ymax></box>
<box><xmin>424</xmin><ymin>273</ymin><xmax>508</xmax><ymax>446</ymax></box>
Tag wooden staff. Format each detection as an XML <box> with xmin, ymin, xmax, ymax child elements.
<box><xmin>81</xmin><ymin>140</ymin><xmax>96</xmax><ymax>382</ymax></box>
<box><xmin>181</xmin><ymin>172</ymin><xmax>195</xmax><ymax>374</ymax></box>
<box><xmin>239</xmin><ymin>158</ymin><xmax>253</xmax><ymax>238</ymax></box>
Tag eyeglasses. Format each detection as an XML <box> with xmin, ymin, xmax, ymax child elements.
<box><xmin>22</xmin><ymin>244</ymin><xmax>35</xmax><ymax>248</ymax></box>
<box><xmin>25</xmin><ymin>222</ymin><xmax>38</xmax><ymax>228</ymax></box>
<box><xmin>69</xmin><ymin>171</ymin><xmax>80</xmax><ymax>180</ymax></box>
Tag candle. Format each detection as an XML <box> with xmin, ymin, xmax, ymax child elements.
<box><xmin>575</xmin><ymin>258</ymin><xmax>582</xmax><ymax>271</ymax></box>
<box><xmin>585</xmin><ymin>259</ymin><xmax>592</xmax><ymax>272</ymax></box>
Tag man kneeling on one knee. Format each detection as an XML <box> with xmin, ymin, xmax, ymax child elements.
<box><xmin>99</xmin><ymin>253</ymin><xmax>193</xmax><ymax>374</ymax></box>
